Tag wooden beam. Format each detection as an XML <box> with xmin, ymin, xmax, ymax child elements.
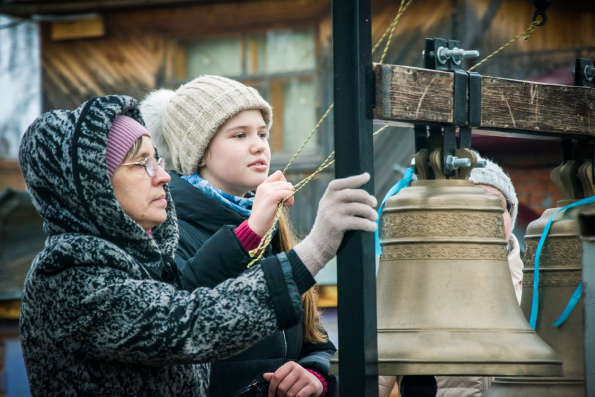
<box><xmin>374</xmin><ymin>63</ymin><xmax>595</xmax><ymax>138</ymax></box>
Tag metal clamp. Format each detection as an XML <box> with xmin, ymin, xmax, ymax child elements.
<box><xmin>421</xmin><ymin>37</ymin><xmax>483</xmax><ymax>177</ymax></box>
<box><xmin>573</xmin><ymin>58</ymin><xmax>595</xmax><ymax>88</ymax></box>
<box><xmin>424</xmin><ymin>38</ymin><xmax>475</xmax><ymax>71</ymax></box>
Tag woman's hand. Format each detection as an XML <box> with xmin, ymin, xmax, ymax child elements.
<box><xmin>263</xmin><ymin>361</ymin><xmax>323</xmax><ymax>397</ymax></box>
<box><xmin>293</xmin><ymin>172</ymin><xmax>378</xmax><ymax>277</ymax></box>
<box><xmin>248</xmin><ymin>170</ymin><xmax>295</xmax><ymax>236</ymax></box>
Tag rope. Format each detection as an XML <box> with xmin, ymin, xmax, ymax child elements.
<box><xmin>281</xmin><ymin>0</ymin><xmax>412</xmax><ymax>175</ymax></box>
<box><xmin>468</xmin><ymin>20</ymin><xmax>541</xmax><ymax>72</ymax></box>
<box><xmin>372</xmin><ymin>0</ymin><xmax>413</xmax><ymax>57</ymax></box>
<box><xmin>283</xmin><ymin>104</ymin><xmax>334</xmax><ymax>173</ymax></box>
<box><xmin>379</xmin><ymin>0</ymin><xmax>413</xmax><ymax>64</ymax></box>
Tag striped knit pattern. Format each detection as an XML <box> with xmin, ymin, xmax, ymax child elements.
<box><xmin>18</xmin><ymin>95</ymin><xmax>281</xmax><ymax>396</ymax></box>
<box><xmin>142</xmin><ymin>75</ymin><xmax>273</xmax><ymax>176</ymax></box>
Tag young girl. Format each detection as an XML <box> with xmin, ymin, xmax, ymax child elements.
<box><xmin>141</xmin><ymin>75</ymin><xmax>359</xmax><ymax>396</ymax></box>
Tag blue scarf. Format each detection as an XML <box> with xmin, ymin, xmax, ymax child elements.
<box><xmin>182</xmin><ymin>174</ymin><xmax>254</xmax><ymax>216</ymax></box>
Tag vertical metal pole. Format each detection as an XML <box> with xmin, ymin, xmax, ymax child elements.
<box><xmin>332</xmin><ymin>0</ymin><xmax>378</xmax><ymax>396</ymax></box>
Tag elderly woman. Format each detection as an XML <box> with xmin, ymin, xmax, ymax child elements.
<box><xmin>18</xmin><ymin>95</ymin><xmax>378</xmax><ymax>395</ymax></box>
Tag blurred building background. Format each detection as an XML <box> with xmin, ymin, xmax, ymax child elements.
<box><xmin>0</xmin><ymin>0</ymin><xmax>594</xmax><ymax>395</ymax></box>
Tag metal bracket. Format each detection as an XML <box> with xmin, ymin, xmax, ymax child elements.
<box><xmin>443</xmin><ymin>125</ymin><xmax>458</xmax><ymax>176</ymax></box>
<box><xmin>424</xmin><ymin>38</ymin><xmax>449</xmax><ymax>71</ymax></box>
<box><xmin>468</xmin><ymin>72</ymin><xmax>482</xmax><ymax>127</ymax></box>
<box><xmin>573</xmin><ymin>58</ymin><xmax>594</xmax><ymax>88</ymax></box>
<box><xmin>530</xmin><ymin>0</ymin><xmax>556</xmax><ymax>26</ymax></box>
<box><xmin>422</xmin><ymin>38</ymin><xmax>482</xmax><ymax>178</ymax></box>
<box><xmin>419</xmin><ymin>38</ymin><xmax>483</xmax><ymax>179</ymax></box>
<box><xmin>414</xmin><ymin>124</ymin><xmax>428</xmax><ymax>151</ymax></box>
<box><xmin>453</xmin><ymin>69</ymin><xmax>468</xmax><ymax>127</ymax></box>
<box><xmin>571</xmin><ymin>58</ymin><xmax>595</xmax><ymax>181</ymax></box>
<box><xmin>424</xmin><ymin>38</ymin><xmax>480</xmax><ymax>71</ymax></box>
<box><xmin>558</xmin><ymin>138</ymin><xmax>595</xmax><ymax>192</ymax></box>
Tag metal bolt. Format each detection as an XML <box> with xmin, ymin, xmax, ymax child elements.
<box><xmin>475</xmin><ymin>159</ymin><xmax>488</xmax><ymax>168</ymax></box>
<box><xmin>584</xmin><ymin>65</ymin><xmax>595</xmax><ymax>81</ymax></box>
<box><xmin>445</xmin><ymin>155</ymin><xmax>471</xmax><ymax>171</ymax></box>
<box><xmin>436</xmin><ymin>47</ymin><xmax>480</xmax><ymax>65</ymax></box>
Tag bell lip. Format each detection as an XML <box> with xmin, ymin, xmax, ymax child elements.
<box><xmin>329</xmin><ymin>358</ymin><xmax>564</xmax><ymax>377</ymax></box>
<box><xmin>328</xmin><ymin>361</ymin><xmax>564</xmax><ymax>377</ymax></box>
<box><xmin>374</xmin><ymin>362</ymin><xmax>564</xmax><ymax>377</ymax></box>
<box><xmin>411</xmin><ymin>179</ymin><xmax>475</xmax><ymax>186</ymax></box>
<box><xmin>490</xmin><ymin>376</ymin><xmax>584</xmax><ymax>384</ymax></box>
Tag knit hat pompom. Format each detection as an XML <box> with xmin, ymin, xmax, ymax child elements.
<box><xmin>139</xmin><ymin>88</ymin><xmax>176</xmax><ymax>168</ymax></box>
<box><xmin>140</xmin><ymin>75</ymin><xmax>273</xmax><ymax>176</ymax></box>
<box><xmin>106</xmin><ymin>115</ymin><xmax>151</xmax><ymax>177</ymax></box>
<box><xmin>469</xmin><ymin>152</ymin><xmax>519</xmax><ymax>231</ymax></box>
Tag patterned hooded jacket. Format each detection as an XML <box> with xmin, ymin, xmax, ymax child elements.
<box><xmin>18</xmin><ymin>95</ymin><xmax>307</xmax><ymax>396</ymax></box>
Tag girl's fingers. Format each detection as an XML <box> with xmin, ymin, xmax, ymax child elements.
<box><xmin>266</xmin><ymin>169</ymin><xmax>286</xmax><ymax>182</ymax></box>
<box><xmin>283</xmin><ymin>195</ymin><xmax>294</xmax><ymax>207</ymax></box>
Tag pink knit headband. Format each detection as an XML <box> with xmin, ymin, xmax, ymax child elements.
<box><xmin>106</xmin><ymin>115</ymin><xmax>151</xmax><ymax>177</ymax></box>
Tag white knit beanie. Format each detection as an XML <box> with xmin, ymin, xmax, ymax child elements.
<box><xmin>140</xmin><ymin>75</ymin><xmax>272</xmax><ymax>175</ymax></box>
<box><xmin>469</xmin><ymin>152</ymin><xmax>518</xmax><ymax>231</ymax></box>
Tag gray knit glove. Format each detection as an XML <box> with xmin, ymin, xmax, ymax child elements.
<box><xmin>293</xmin><ymin>173</ymin><xmax>378</xmax><ymax>277</ymax></box>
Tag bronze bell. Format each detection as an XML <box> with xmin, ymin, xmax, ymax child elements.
<box><xmin>483</xmin><ymin>159</ymin><xmax>594</xmax><ymax>396</ymax></box>
<box><xmin>376</xmin><ymin>149</ymin><xmax>562</xmax><ymax>376</ymax></box>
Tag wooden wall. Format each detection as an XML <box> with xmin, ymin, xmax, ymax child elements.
<box><xmin>32</xmin><ymin>0</ymin><xmax>595</xmax><ymax>231</ymax></box>
<box><xmin>39</xmin><ymin>0</ymin><xmax>595</xmax><ymax>109</ymax></box>
<box><xmin>40</xmin><ymin>0</ymin><xmax>331</xmax><ymax>111</ymax></box>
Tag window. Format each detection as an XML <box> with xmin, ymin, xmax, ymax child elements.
<box><xmin>181</xmin><ymin>28</ymin><xmax>319</xmax><ymax>155</ymax></box>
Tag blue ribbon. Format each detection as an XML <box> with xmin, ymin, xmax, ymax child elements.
<box><xmin>529</xmin><ymin>195</ymin><xmax>595</xmax><ymax>329</ymax></box>
<box><xmin>553</xmin><ymin>281</ymin><xmax>583</xmax><ymax>327</ymax></box>
<box><xmin>375</xmin><ymin>167</ymin><xmax>414</xmax><ymax>256</ymax></box>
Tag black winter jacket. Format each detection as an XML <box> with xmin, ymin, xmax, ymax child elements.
<box><xmin>169</xmin><ymin>172</ymin><xmax>337</xmax><ymax>396</ymax></box>
<box><xmin>18</xmin><ymin>95</ymin><xmax>313</xmax><ymax>396</ymax></box>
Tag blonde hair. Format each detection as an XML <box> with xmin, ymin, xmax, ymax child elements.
<box><xmin>277</xmin><ymin>208</ymin><xmax>327</xmax><ymax>344</ymax></box>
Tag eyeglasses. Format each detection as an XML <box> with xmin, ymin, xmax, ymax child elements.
<box><xmin>120</xmin><ymin>157</ymin><xmax>166</xmax><ymax>177</ymax></box>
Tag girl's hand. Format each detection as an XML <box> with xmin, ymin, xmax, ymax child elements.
<box><xmin>263</xmin><ymin>361</ymin><xmax>323</xmax><ymax>397</ymax></box>
<box><xmin>248</xmin><ymin>170</ymin><xmax>294</xmax><ymax>236</ymax></box>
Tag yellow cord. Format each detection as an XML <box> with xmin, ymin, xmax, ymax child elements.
<box><xmin>283</xmin><ymin>104</ymin><xmax>334</xmax><ymax>174</ymax></box>
<box><xmin>379</xmin><ymin>0</ymin><xmax>413</xmax><ymax>64</ymax></box>
<box><xmin>280</xmin><ymin>1</ymin><xmax>413</xmax><ymax>176</ymax></box>
<box><xmin>372</xmin><ymin>0</ymin><xmax>413</xmax><ymax>57</ymax></box>
<box><xmin>468</xmin><ymin>20</ymin><xmax>541</xmax><ymax>72</ymax></box>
